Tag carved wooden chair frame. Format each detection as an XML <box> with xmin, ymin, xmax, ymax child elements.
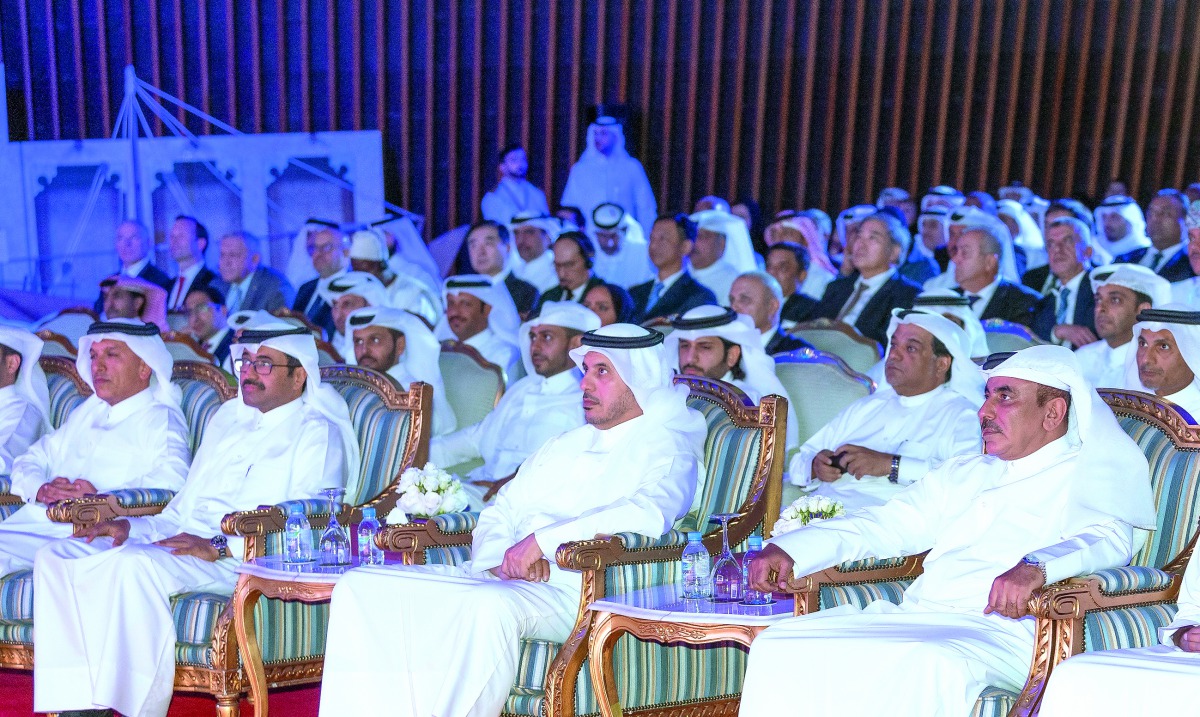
<box><xmin>440</xmin><ymin>339</ymin><xmax>506</xmax><ymax>409</ymax></box>
<box><xmin>377</xmin><ymin>375</ymin><xmax>785</xmax><ymax>717</ymax></box>
<box><xmin>163</xmin><ymin>330</ymin><xmax>217</xmax><ymax>361</ymax></box>
<box><xmin>35</xmin><ymin>329</ymin><xmax>79</xmax><ymax>358</ymax></box>
<box><xmin>785</xmin><ymin>388</ymin><xmax>1200</xmax><ymax>717</ymax></box>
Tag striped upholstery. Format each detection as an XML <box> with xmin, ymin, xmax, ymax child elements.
<box><xmin>0</xmin><ymin>503</ymin><xmax>19</xmax><ymax>521</ymax></box>
<box><xmin>1083</xmin><ymin>603</ymin><xmax>1179</xmax><ymax>653</ymax></box>
<box><xmin>334</xmin><ymin>382</ymin><xmax>414</xmax><ymax>505</ymax></box>
<box><xmin>174</xmin><ymin>377</ymin><xmax>226</xmax><ymax>453</ymax></box>
<box><xmin>111</xmin><ymin>488</ymin><xmax>177</xmax><ymax>509</ymax></box>
<box><xmin>820</xmin><ymin>580</ymin><xmax>913</xmax><ymax>610</ymax></box>
<box><xmin>1091</xmin><ymin>565</ymin><xmax>1175</xmax><ymax>594</ymax></box>
<box><xmin>613</xmin><ymin>530</ymin><xmax>689</xmax><ymax>551</ymax></box>
<box><xmin>425</xmin><ymin>545</ymin><xmax>473</xmax><ymax>565</ymax></box>
<box><xmin>46</xmin><ymin>371</ymin><xmax>87</xmax><ymax>428</ymax></box>
<box><xmin>0</xmin><ymin>569</ymin><xmax>33</xmax><ymax>621</ymax></box>
<box><xmin>0</xmin><ymin>620</ymin><xmax>32</xmax><ymax>644</ymax></box>
<box><xmin>172</xmin><ymin>591</ymin><xmax>331</xmax><ymax>666</ymax></box>
<box><xmin>430</xmin><ymin>511</ymin><xmax>479</xmax><ymax>534</ymax></box>
<box><xmin>970</xmin><ymin>686</ymin><xmax>1017</xmax><ymax>717</ymax></box>
<box><xmin>836</xmin><ymin>556</ymin><xmax>911</xmax><ymax>572</ymax></box>
<box><xmin>1118</xmin><ymin>415</ymin><xmax>1200</xmax><ymax>569</ymax></box>
<box><xmin>0</xmin><ymin>475</ymin><xmax>10</xmax><ymax>493</ymax></box>
<box><xmin>678</xmin><ymin>397</ymin><xmax>762</xmax><ymax>532</ymax></box>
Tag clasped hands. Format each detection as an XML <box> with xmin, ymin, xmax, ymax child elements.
<box><xmin>489</xmin><ymin>533</ymin><xmax>551</xmax><ymax>582</ymax></box>
<box><xmin>77</xmin><ymin>519</ymin><xmax>221</xmax><ymax>562</ymax></box>
<box><xmin>35</xmin><ymin>477</ymin><xmax>98</xmax><ymax>504</ymax></box>
<box><xmin>812</xmin><ymin>445</ymin><xmax>893</xmax><ymax>482</ymax></box>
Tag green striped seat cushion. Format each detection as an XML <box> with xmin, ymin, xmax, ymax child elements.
<box><xmin>1083</xmin><ymin>603</ymin><xmax>1179</xmax><ymax>653</ymax></box>
<box><xmin>424</xmin><ymin>545</ymin><xmax>473</xmax><ymax>565</ymax></box>
<box><xmin>430</xmin><ymin>511</ymin><xmax>479</xmax><ymax>534</ymax></box>
<box><xmin>836</xmin><ymin>556</ymin><xmax>912</xmax><ymax>572</ymax></box>
<box><xmin>0</xmin><ymin>503</ymin><xmax>20</xmax><ymax>521</ymax></box>
<box><xmin>1117</xmin><ymin>416</ymin><xmax>1200</xmax><ymax>569</ymax></box>
<box><xmin>46</xmin><ymin>372</ymin><xmax>87</xmax><ymax>429</ymax></box>
<box><xmin>111</xmin><ymin>488</ymin><xmax>177</xmax><ymax>509</ymax></box>
<box><xmin>507</xmin><ymin>636</ymin><xmax>746</xmax><ymax>716</ymax></box>
<box><xmin>678</xmin><ymin>397</ymin><xmax>762</xmax><ymax>533</ymax></box>
<box><xmin>0</xmin><ymin>620</ymin><xmax>31</xmax><ymax>644</ymax></box>
<box><xmin>820</xmin><ymin>580</ymin><xmax>912</xmax><ymax>610</ymax></box>
<box><xmin>172</xmin><ymin>591</ymin><xmax>330</xmax><ymax>665</ymax></box>
<box><xmin>614</xmin><ymin>530</ymin><xmax>689</xmax><ymax>551</ymax></box>
<box><xmin>334</xmin><ymin>383</ymin><xmax>414</xmax><ymax>506</ymax></box>
<box><xmin>1092</xmin><ymin>566</ymin><xmax>1174</xmax><ymax>594</ymax></box>
<box><xmin>970</xmin><ymin>686</ymin><xmax>1017</xmax><ymax>717</ymax></box>
<box><xmin>173</xmin><ymin>377</ymin><xmax>226</xmax><ymax>454</ymax></box>
<box><xmin>0</xmin><ymin>569</ymin><xmax>33</xmax><ymax>621</ymax></box>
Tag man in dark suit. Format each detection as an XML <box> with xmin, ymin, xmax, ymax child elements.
<box><xmin>1025</xmin><ymin>217</ymin><xmax>1098</xmax><ymax>345</ymax></box>
<box><xmin>630</xmin><ymin>214</ymin><xmax>718</xmax><ymax>323</ymax></box>
<box><xmin>535</xmin><ymin>232</ymin><xmax>606</xmax><ymax>311</ymax></box>
<box><xmin>292</xmin><ymin>227</ymin><xmax>348</xmax><ymax>339</ymax></box>
<box><xmin>950</xmin><ymin>222</ymin><xmax>1042</xmax><ymax>328</ymax></box>
<box><xmin>727</xmin><ymin>270</ymin><xmax>814</xmax><ymax>355</ymax></box>
<box><xmin>465</xmin><ymin>220</ymin><xmax>540</xmax><ymax>318</ymax></box>
<box><xmin>812</xmin><ymin>211</ymin><xmax>921</xmax><ymax>344</ymax></box>
<box><xmin>765</xmin><ymin>242</ymin><xmax>819</xmax><ymax>324</ymax></box>
<box><xmin>165</xmin><ymin>216</ymin><xmax>217</xmax><ymax>313</ymax></box>
<box><xmin>1114</xmin><ymin>189</ymin><xmax>1195</xmax><ymax>283</ymax></box>
<box><xmin>184</xmin><ymin>285</ymin><xmax>234</xmax><ymax>367</ymax></box>
<box><xmin>214</xmin><ymin>231</ymin><xmax>295</xmax><ymax>313</ymax></box>
<box><xmin>94</xmin><ymin>220</ymin><xmax>173</xmax><ymax>312</ymax></box>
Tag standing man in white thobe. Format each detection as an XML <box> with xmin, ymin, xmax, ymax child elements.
<box><xmin>665</xmin><ymin>304</ymin><xmax>800</xmax><ymax>454</ymax></box>
<box><xmin>434</xmin><ymin>275</ymin><xmax>523</xmax><ymax>383</ymax></box>
<box><xmin>319</xmin><ymin>322</ymin><xmax>706</xmax><ymax>717</ymax></box>
<box><xmin>345</xmin><ymin>306</ymin><xmax>456</xmax><ymax>437</ymax></box>
<box><xmin>0</xmin><ymin>326</ymin><xmax>51</xmax><ymax>473</ymax></box>
<box><xmin>0</xmin><ymin>321</ymin><xmax>190</xmax><ymax>577</ymax></box>
<box><xmin>432</xmin><ymin>301</ymin><xmax>601</xmax><ymax>502</ymax></box>
<box><xmin>742</xmin><ymin>345</ymin><xmax>1156</xmax><ymax>717</ymax></box>
<box><xmin>32</xmin><ymin>321</ymin><xmax>357</xmax><ymax>717</ymax></box>
<box><xmin>789</xmin><ymin>309</ymin><xmax>983</xmax><ymax>510</ymax></box>
<box><xmin>1037</xmin><ymin>552</ymin><xmax>1200</xmax><ymax>715</ymax></box>
<box><xmin>560</xmin><ymin>116</ymin><xmax>658</xmax><ymax>233</ymax></box>
<box><xmin>1130</xmin><ymin>305</ymin><xmax>1200</xmax><ymax>419</ymax></box>
<box><xmin>480</xmin><ymin>143</ymin><xmax>550</xmax><ymax>224</ymax></box>
<box><xmin>1074</xmin><ymin>264</ymin><xmax>1170</xmax><ymax>390</ymax></box>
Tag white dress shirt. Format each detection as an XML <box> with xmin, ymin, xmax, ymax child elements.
<box><xmin>840</xmin><ymin>268</ymin><xmax>895</xmax><ymax>326</ymax></box>
<box><xmin>963</xmin><ymin>277</ymin><xmax>1001</xmax><ymax>319</ymax></box>
<box><xmin>167</xmin><ymin>262</ymin><xmax>205</xmax><ymax>309</ymax></box>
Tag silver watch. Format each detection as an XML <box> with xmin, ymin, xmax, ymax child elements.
<box><xmin>210</xmin><ymin>535</ymin><xmax>229</xmax><ymax>559</ymax></box>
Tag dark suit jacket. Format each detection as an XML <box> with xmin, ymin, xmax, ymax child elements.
<box><xmin>976</xmin><ymin>280</ymin><xmax>1043</xmax><ymax>328</ymax></box>
<box><xmin>812</xmin><ymin>273</ymin><xmax>922</xmax><ymax>344</ymax></box>
<box><xmin>535</xmin><ymin>275</ymin><xmax>605</xmax><ymax>313</ymax></box>
<box><xmin>1115</xmin><ymin>246</ymin><xmax>1196</xmax><ymax>283</ymax></box>
<box><xmin>899</xmin><ymin>256</ymin><xmax>940</xmax><ymax>286</ymax></box>
<box><xmin>167</xmin><ymin>265</ymin><xmax>218</xmax><ymax>311</ymax></box>
<box><xmin>764</xmin><ymin>327</ymin><xmax>815</xmax><ymax>356</ymax></box>
<box><xmin>294</xmin><ymin>277</ymin><xmax>336</xmax><ymax>339</ymax></box>
<box><xmin>211</xmin><ymin>328</ymin><xmax>235</xmax><ymax>366</ymax></box>
<box><xmin>780</xmin><ymin>292</ymin><xmax>819</xmax><ymax>324</ymax></box>
<box><xmin>1025</xmin><ymin>267</ymin><xmax>1096</xmax><ymax>341</ymax></box>
<box><xmin>215</xmin><ymin>266</ymin><xmax>296</xmax><ymax>313</ymax></box>
<box><xmin>94</xmin><ymin>262</ymin><xmax>175</xmax><ymax>313</ymax></box>
<box><xmin>630</xmin><ymin>272</ymin><xmax>718</xmax><ymax>323</ymax></box>
<box><xmin>503</xmin><ymin>273</ymin><xmax>540</xmax><ymax>318</ymax></box>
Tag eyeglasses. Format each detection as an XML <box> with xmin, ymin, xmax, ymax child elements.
<box><xmin>980</xmin><ymin>351</ymin><xmax>1017</xmax><ymax>370</ymax></box>
<box><xmin>233</xmin><ymin>357</ymin><xmax>301</xmax><ymax>375</ymax></box>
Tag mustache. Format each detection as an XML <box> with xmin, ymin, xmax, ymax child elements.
<box><xmin>241</xmin><ymin>378</ymin><xmax>265</xmax><ymax>390</ymax></box>
<box><xmin>680</xmin><ymin>364</ymin><xmax>703</xmax><ymax>374</ymax></box>
<box><xmin>980</xmin><ymin>419</ymin><xmax>1000</xmax><ymax>433</ymax></box>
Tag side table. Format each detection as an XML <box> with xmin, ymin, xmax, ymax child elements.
<box><xmin>586</xmin><ymin>584</ymin><xmax>794</xmax><ymax>717</ymax></box>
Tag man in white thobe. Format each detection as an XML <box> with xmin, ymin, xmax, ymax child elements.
<box><xmin>1074</xmin><ymin>264</ymin><xmax>1170</xmax><ymax>390</ymax></box>
<box><xmin>864</xmin><ymin>290</ymin><xmax>987</xmax><ymax>386</ymax></box>
<box><xmin>507</xmin><ymin>212</ymin><xmax>564</xmax><ymax>293</ymax></box>
<box><xmin>345</xmin><ymin>306</ymin><xmax>456</xmax><ymax>437</ymax></box>
<box><xmin>1094</xmin><ymin>194</ymin><xmax>1152</xmax><ymax>260</ymax></box>
<box><xmin>741</xmin><ymin>345</ymin><xmax>1156</xmax><ymax>717</ymax></box>
<box><xmin>560</xmin><ymin>116</ymin><xmax>658</xmax><ymax>233</ymax></box>
<box><xmin>1129</xmin><ymin>305</ymin><xmax>1200</xmax><ymax>420</ymax></box>
<box><xmin>0</xmin><ymin>326</ymin><xmax>51</xmax><ymax>473</ymax></box>
<box><xmin>1037</xmin><ymin>552</ymin><xmax>1200</xmax><ymax>715</ymax></box>
<box><xmin>665</xmin><ymin>304</ymin><xmax>800</xmax><ymax>454</ymax></box>
<box><xmin>480</xmin><ymin>143</ymin><xmax>550</xmax><ymax>224</ymax></box>
<box><xmin>788</xmin><ymin>309</ymin><xmax>983</xmax><ymax>510</ymax></box>
<box><xmin>348</xmin><ymin>229</ymin><xmax>440</xmax><ymax>326</ymax></box>
<box><xmin>32</xmin><ymin>321</ymin><xmax>357</xmax><ymax>717</ymax></box>
<box><xmin>320</xmin><ymin>270</ymin><xmax>392</xmax><ymax>355</ymax></box>
<box><xmin>434</xmin><ymin>275</ymin><xmax>522</xmax><ymax>383</ymax></box>
<box><xmin>687</xmin><ymin>208</ymin><xmax>759</xmax><ymax>303</ymax></box>
<box><xmin>0</xmin><ymin>321</ymin><xmax>190</xmax><ymax>577</ymax></box>
<box><xmin>319</xmin><ymin>322</ymin><xmax>706</xmax><ymax>717</ymax></box>
<box><xmin>432</xmin><ymin>301</ymin><xmax>601</xmax><ymax>503</ymax></box>
<box><xmin>590</xmin><ymin>202</ymin><xmax>654</xmax><ymax>288</ymax></box>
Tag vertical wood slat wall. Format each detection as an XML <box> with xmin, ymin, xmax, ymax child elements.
<box><xmin>5</xmin><ymin>0</ymin><xmax>1200</xmax><ymax>239</ymax></box>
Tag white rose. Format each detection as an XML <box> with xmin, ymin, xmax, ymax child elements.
<box><xmin>421</xmin><ymin>491</ymin><xmax>443</xmax><ymax>515</ymax></box>
<box><xmin>398</xmin><ymin>491</ymin><xmax>424</xmax><ymax>515</ymax></box>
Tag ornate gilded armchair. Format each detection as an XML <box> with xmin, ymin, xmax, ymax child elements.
<box><xmin>784</xmin><ymin>389</ymin><xmax>1200</xmax><ymax>717</ymax></box>
<box><xmin>379</xmin><ymin>375</ymin><xmax>786</xmax><ymax>716</ymax></box>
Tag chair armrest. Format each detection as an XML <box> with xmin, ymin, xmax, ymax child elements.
<box><xmin>0</xmin><ymin>475</ymin><xmax>19</xmax><ymax>508</ymax></box>
<box><xmin>785</xmin><ymin>552</ymin><xmax>928</xmax><ymax>614</ymax></box>
<box><xmin>1029</xmin><ymin>567</ymin><xmax>1182</xmax><ymax>620</ymax></box>
<box><xmin>47</xmin><ymin>489</ymin><xmax>176</xmax><ymax>533</ymax></box>
<box><xmin>375</xmin><ymin>511</ymin><xmax>479</xmax><ymax>562</ymax></box>
<box><xmin>0</xmin><ymin>475</ymin><xmax>11</xmax><ymax>494</ymax></box>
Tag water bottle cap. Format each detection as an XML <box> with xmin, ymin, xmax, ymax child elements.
<box><xmin>687</xmin><ymin>532</ymin><xmax>702</xmax><ymax>541</ymax></box>
<box><xmin>748</xmin><ymin>535</ymin><xmax>763</xmax><ymax>548</ymax></box>
<box><xmin>289</xmin><ymin>504</ymin><xmax>303</xmax><ymax>515</ymax></box>
<box><xmin>362</xmin><ymin>506</ymin><xmax>376</xmax><ymax>519</ymax></box>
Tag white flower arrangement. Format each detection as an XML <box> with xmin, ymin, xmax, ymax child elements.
<box><xmin>771</xmin><ymin>495</ymin><xmax>846</xmax><ymax>536</ymax></box>
<box><xmin>386</xmin><ymin>462</ymin><xmax>470</xmax><ymax>524</ymax></box>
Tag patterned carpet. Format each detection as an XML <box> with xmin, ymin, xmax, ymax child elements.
<box><xmin>0</xmin><ymin>669</ymin><xmax>320</xmax><ymax>716</ymax></box>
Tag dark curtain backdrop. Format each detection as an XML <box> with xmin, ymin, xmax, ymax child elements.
<box><xmin>5</xmin><ymin>0</ymin><xmax>1200</xmax><ymax>238</ymax></box>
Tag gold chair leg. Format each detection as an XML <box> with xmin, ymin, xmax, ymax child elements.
<box><xmin>215</xmin><ymin>694</ymin><xmax>241</xmax><ymax>717</ymax></box>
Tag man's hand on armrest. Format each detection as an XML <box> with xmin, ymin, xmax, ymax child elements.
<box><xmin>36</xmin><ymin>477</ymin><xmax>99</xmax><ymax>503</ymax></box>
<box><xmin>984</xmin><ymin>561</ymin><xmax>1045</xmax><ymax>620</ymax></box>
<box><xmin>749</xmin><ymin>543</ymin><xmax>795</xmax><ymax>593</ymax></box>
<box><xmin>1174</xmin><ymin>625</ymin><xmax>1200</xmax><ymax>652</ymax></box>
<box><xmin>79</xmin><ymin>518</ymin><xmax>131</xmax><ymax>546</ymax></box>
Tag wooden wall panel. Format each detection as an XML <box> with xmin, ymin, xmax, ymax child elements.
<box><xmin>5</xmin><ymin>0</ymin><xmax>1200</xmax><ymax>239</ymax></box>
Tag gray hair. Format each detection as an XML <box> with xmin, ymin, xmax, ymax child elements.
<box><xmin>1047</xmin><ymin>217</ymin><xmax>1093</xmax><ymax>248</ymax></box>
<box><xmin>736</xmin><ymin>270</ymin><xmax>785</xmax><ymax>305</ymax></box>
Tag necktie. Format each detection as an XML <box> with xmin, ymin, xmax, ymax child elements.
<box><xmin>1148</xmin><ymin>250</ymin><xmax>1163</xmax><ymax>272</ymax></box>
<box><xmin>1055</xmin><ymin>286</ymin><xmax>1071</xmax><ymax>324</ymax></box>
<box><xmin>647</xmin><ymin>281</ymin><xmax>664</xmax><ymax>310</ymax></box>
<box><xmin>836</xmin><ymin>282</ymin><xmax>867</xmax><ymax>322</ymax></box>
<box><xmin>171</xmin><ymin>275</ymin><xmax>186</xmax><ymax>310</ymax></box>
<box><xmin>966</xmin><ymin>294</ymin><xmax>981</xmax><ymax>308</ymax></box>
<box><xmin>226</xmin><ymin>284</ymin><xmax>242</xmax><ymax>314</ymax></box>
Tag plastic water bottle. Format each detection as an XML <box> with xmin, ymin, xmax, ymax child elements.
<box><xmin>356</xmin><ymin>507</ymin><xmax>384</xmax><ymax>565</ymax></box>
<box><xmin>283</xmin><ymin>506</ymin><xmax>313</xmax><ymax>563</ymax></box>
<box><xmin>741</xmin><ymin>535</ymin><xmax>773</xmax><ymax>605</ymax></box>
<box><xmin>681</xmin><ymin>532</ymin><xmax>712</xmax><ymax>599</ymax></box>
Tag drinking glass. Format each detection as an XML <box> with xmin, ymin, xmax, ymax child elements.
<box><xmin>709</xmin><ymin>513</ymin><xmax>743</xmax><ymax>603</ymax></box>
<box><xmin>318</xmin><ymin>487</ymin><xmax>352</xmax><ymax>566</ymax></box>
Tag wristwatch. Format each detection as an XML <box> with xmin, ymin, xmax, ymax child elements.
<box><xmin>1022</xmin><ymin>554</ymin><xmax>1047</xmax><ymax>583</ymax></box>
<box><xmin>887</xmin><ymin>455</ymin><xmax>901</xmax><ymax>484</ymax></box>
<box><xmin>210</xmin><ymin>535</ymin><xmax>229</xmax><ymax>559</ymax></box>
